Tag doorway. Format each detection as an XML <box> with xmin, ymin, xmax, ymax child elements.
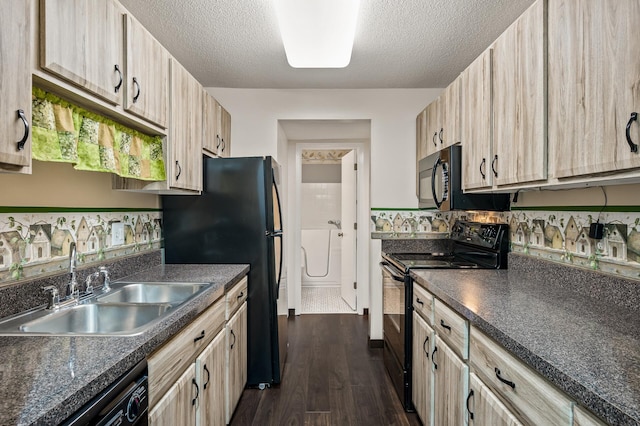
<box><xmin>281</xmin><ymin>119</ymin><xmax>370</xmax><ymax>316</ymax></box>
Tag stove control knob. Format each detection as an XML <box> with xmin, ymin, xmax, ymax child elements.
<box><xmin>127</xmin><ymin>396</ymin><xmax>141</xmax><ymax>421</ymax></box>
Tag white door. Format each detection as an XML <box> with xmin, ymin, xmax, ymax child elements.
<box><xmin>341</xmin><ymin>150</ymin><xmax>357</xmax><ymax>309</ymax></box>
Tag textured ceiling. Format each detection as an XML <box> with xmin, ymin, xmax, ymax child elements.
<box><xmin>119</xmin><ymin>0</ymin><xmax>535</xmax><ymax>89</ymax></box>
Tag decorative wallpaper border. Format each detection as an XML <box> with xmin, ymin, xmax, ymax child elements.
<box><xmin>0</xmin><ymin>210</ymin><xmax>161</xmax><ymax>284</ymax></box>
<box><xmin>370</xmin><ymin>208</ymin><xmax>640</xmax><ymax>281</ymax></box>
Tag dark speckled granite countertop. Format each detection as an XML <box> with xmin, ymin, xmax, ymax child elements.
<box><xmin>410</xmin><ymin>258</ymin><xmax>640</xmax><ymax>426</ymax></box>
<box><xmin>0</xmin><ymin>264</ymin><xmax>249</xmax><ymax>426</ymax></box>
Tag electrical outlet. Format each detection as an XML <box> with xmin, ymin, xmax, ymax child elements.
<box><xmin>597</xmin><ymin>241</ymin><xmax>604</xmax><ymax>251</ymax></box>
<box><xmin>112</xmin><ymin>222</ymin><xmax>124</xmax><ymax>246</ymax></box>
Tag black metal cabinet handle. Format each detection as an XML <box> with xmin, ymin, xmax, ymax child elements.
<box><xmin>466</xmin><ymin>389</ymin><xmax>475</xmax><ymax>420</ymax></box>
<box><xmin>175</xmin><ymin>160</ymin><xmax>182</xmax><ymax>181</ymax></box>
<box><xmin>626</xmin><ymin>112</ymin><xmax>638</xmax><ymax>153</ymax></box>
<box><xmin>221</xmin><ymin>138</ymin><xmax>225</xmax><ymax>152</ymax></box>
<box><xmin>132</xmin><ymin>77</ymin><xmax>141</xmax><ymax>103</ymax></box>
<box><xmin>431</xmin><ymin>346</ymin><xmax>438</xmax><ymax>370</ymax></box>
<box><xmin>16</xmin><ymin>109</ymin><xmax>29</xmax><ymax>151</ymax></box>
<box><xmin>479</xmin><ymin>158</ymin><xmax>486</xmax><ymax>180</ymax></box>
<box><xmin>423</xmin><ymin>336</ymin><xmax>429</xmax><ymax>358</ymax></box>
<box><xmin>216</xmin><ymin>134</ymin><xmax>222</xmax><ymax>149</ymax></box>
<box><xmin>192</xmin><ymin>378</ymin><xmax>199</xmax><ymax>406</ymax></box>
<box><xmin>432</xmin><ymin>132</ymin><xmax>437</xmax><ymax>147</ymax></box>
<box><xmin>416</xmin><ymin>297</ymin><xmax>424</xmax><ymax>306</ymax></box>
<box><xmin>114</xmin><ymin>65</ymin><xmax>123</xmax><ymax>93</ymax></box>
<box><xmin>203</xmin><ymin>364</ymin><xmax>210</xmax><ymax>390</ymax></box>
<box><xmin>193</xmin><ymin>330</ymin><xmax>205</xmax><ymax>343</ymax></box>
<box><xmin>440</xmin><ymin>319</ymin><xmax>452</xmax><ymax>331</ymax></box>
<box><xmin>237</xmin><ymin>291</ymin><xmax>244</xmax><ymax>300</ymax></box>
<box><xmin>230</xmin><ymin>329</ymin><xmax>236</xmax><ymax>349</ymax></box>
<box><xmin>495</xmin><ymin>367</ymin><xmax>516</xmax><ymax>389</ymax></box>
<box><xmin>439</xmin><ymin>128</ymin><xmax>444</xmax><ymax>144</ymax></box>
<box><xmin>491</xmin><ymin>155</ymin><xmax>498</xmax><ymax>178</ymax></box>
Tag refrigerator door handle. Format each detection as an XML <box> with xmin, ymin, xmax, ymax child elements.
<box><xmin>265</xmin><ymin>229</ymin><xmax>283</xmax><ymax>237</ymax></box>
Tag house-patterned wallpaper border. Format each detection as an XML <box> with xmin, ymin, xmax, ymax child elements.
<box><xmin>0</xmin><ymin>210</ymin><xmax>161</xmax><ymax>284</ymax></box>
<box><xmin>371</xmin><ymin>208</ymin><xmax>640</xmax><ymax>281</ymax></box>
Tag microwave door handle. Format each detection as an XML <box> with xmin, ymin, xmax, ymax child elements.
<box><xmin>431</xmin><ymin>157</ymin><xmax>443</xmax><ymax>209</ymax></box>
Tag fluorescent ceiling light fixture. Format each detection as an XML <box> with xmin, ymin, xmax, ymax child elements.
<box><xmin>275</xmin><ymin>0</ymin><xmax>360</xmax><ymax>68</ymax></box>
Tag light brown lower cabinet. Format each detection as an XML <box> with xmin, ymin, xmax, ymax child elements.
<box><xmin>468</xmin><ymin>372</ymin><xmax>522</xmax><ymax>426</ymax></box>
<box><xmin>197</xmin><ymin>329</ymin><xmax>226</xmax><ymax>426</ymax></box>
<box><xmin>433</xmin><ymin>335</ymin><xmax>469</xmax><ymax>426</ymax></box>
<box><xmin>574</xmin><ymin>405</ymin><xmax>607</xmax><ymax>426</ymax></box>
<box><xmin>412</xmin><ymin>310</ymin><xmax>434</xmax><ymax>425</ymax></box>
<box><xmin>226</xmin><ymin>302</ymin><xmax>247</xmax><ymax>424</ymax></box>
<box><xmin>149</xmin><ymin>365</ymin><xmax>198</xmax><ymax>425</ymax></box>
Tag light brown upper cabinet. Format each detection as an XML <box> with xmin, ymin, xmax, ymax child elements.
<box><xmin>492</xmin><ymin>0</ymin><xmax>547</xmax><ymax>187</ymax></box>
<box><xmin>169</xmin><ymin>58</ymin><xmax>203</xmax><ymax>192</ymax></box>
<box><xmin>416</xmin><ymin>108</ymin><xmax>427</xmax><ymax>196</ymax></box>
<box><xmin>462</xmin><ymin>48</ymin><xmax>493</xmax><ymax>190</ymax></box>
<box><xmin>440</xmin><ymin>77</ymin><xmax>461</xmax><ymax>149</ymax></box>
<box><xmin>40</xmin><ymin>0</ymin><xmax>124</xmax><ymax>106</ymax></box>
<box><xmin>124</xmin><ymin>14</ymin><xmax>169</xmax><ymax>128</ymax></box>
<box><xmin>218</xmin><ymin>103</ymin><xmax>232</xmax><ymax>157</ymax></box>
<box><xmin>548</xmin><ymin>0</ymin><xmax>640</xmax><ymax>179</ymax></box>
<box><xmin>203</xmin><ymin>90</ymin><xmax>220</xmax><ymax>157</ymax></box>
<box><xmin>0</xmin><ymin>0</ymin><xmax>32</xmax><ymax>173</ymax></box>
<box><xmin>425</xmin><ymin>99</ymin><xmax>441</xmax><ymax>157</ymax></box>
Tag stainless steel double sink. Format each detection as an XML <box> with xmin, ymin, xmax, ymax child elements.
<box><xmin>0</xmin><ymin>282</ymin><xmax>211</xmax><ymax>336</ymax></box>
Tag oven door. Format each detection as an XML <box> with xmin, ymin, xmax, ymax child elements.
<box><xmin>380</xmin><ymin>260</ymin><xmax>413</xmax><ymax>410</ymax></box>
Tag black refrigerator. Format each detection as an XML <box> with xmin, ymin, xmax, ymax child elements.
<box><xmin>161</xmin><ymin>156</ymin><xmax>287</xmax><ymax>387</ymax></box>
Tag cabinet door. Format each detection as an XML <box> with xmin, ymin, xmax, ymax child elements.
<box><xmin>416</xmin><ymin>108</ymin><xmax>427</xmax><ymax>197</ymax></box>
<box><xmin>40</xmin><ymin>0</ymin><xmax>123</xmax><ymax>105</ymax></box>
<box><xmin>492</xmin><ymin>0</ymin><xmax>547</xmax><ymax>186</ymax></box>
<box><xmin>218</xmin><ymin>104</ymin><xmax>231</xmax><ymax>157</ymax></box>
<box><xmin>226</xmin><ymin>302</ymin><xmax>247</xmax><ymax>423</ymax></box>
<box><xmin>124</xmin><ymin>14</ymin><xmax>169</xmax><ymax>128</ymax></box>
<box><xmin>203</xmin><ymin>92</ymin><xmax>220</xmax><ymax>156</ymax></box>
<box><xmin>574</xmin><ymin>405</ymin><xmax>606</xmax><ymax>426</ymax></box>
<box><xmin>441</xmin><ymin>77</ymin><xmax>461</xmax><ymax>149</ymax></box>
<box><xmin>169</xmin><ymin>58</ymin><xmax>203</xmax><ymax>191</ymax></box>
<box><xmin>468</xmin><ymin>373</ymin><xmax>522</xmax><ymax>426</ymax></box>
<box><xmin>425</xmin><ymin>100</ymin><xmax>441</xmax><ymax>157</ymax></box>
<box><xmin>462</xmin><ymin>49</ymin><xmax>493</xmax><ymax>190</ymax></box>
<box><xmin>196</xmin><ymin>329</ymin><xmax>226</xmax><ymax>426</ymax></box>
<box><xmin>0</xmin><ymin>0</ymin><xmax>31</xmax><ymax>171</ymax></box>
<box><xmin>549</xmin><ymin>0</ymin><xmax>640</xmax><ymax>178</ymax></box>
<box><xmin>149</xmin><ymin>364</ymin><xmax>198</xmax><ymax>426</ymax></box>
<box><xmin>412</xmin><ymin>311</ymin><xmax>434</xmax><ymax>426</ymax></box>
<box><xmin>433</xmin><ymin>336</ymin><xmax>468</xmax><ymax>426</ymax></box>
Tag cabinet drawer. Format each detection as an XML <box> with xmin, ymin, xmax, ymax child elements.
<box><xmin>413</xmin><ymin>283</ymin><xmax>434</xmax><ymax>325</ymax></box>
<box><xmin>148</xmin><ymin>297</ymin><xmax>225</xmax><ymax>407</ymax></box>
<box><xmin>226</xmin><ymin>276</ymin><xmax>248</xmax><ymax>319</ymax></box>
<box><xmin>470</xmin><ymin>327</ymin><xmax>573</xmax><ymax>426</ymax></box>
<box><xmin>434</xmin><ymin>299</ymin><xmax>468</xmax><ymax>360</ymax></box>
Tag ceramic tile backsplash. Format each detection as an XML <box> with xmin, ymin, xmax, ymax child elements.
<box><xmin>301</xmin><ymin>183</ymin><xmax>341</xmax><ymax>229</ymax></box>
<box><xmin>0</xmin><ymin>210</ymin><xmax>161</xmax><ymax>284</ymax></box>
<box><xmin>371</xmin><ymin>208</ymin><xmax>640</xmax><ymax>280</ymax></box>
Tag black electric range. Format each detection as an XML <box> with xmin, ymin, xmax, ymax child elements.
<box><xmin>380</xmin><ymin>220</ymin><xmax>509</xmax><ymax>411</ymax></box>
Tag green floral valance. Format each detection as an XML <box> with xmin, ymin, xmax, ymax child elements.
<box><xmin>31</xmin><ymin>87</ymin><xmax>166</xmax><ymax>181</ymax></box>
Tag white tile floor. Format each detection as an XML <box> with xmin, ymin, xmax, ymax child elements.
<box><xmin>300</xmin><ymin>286</ymin><xmax>356</xmax><ymax>314</ymax></box>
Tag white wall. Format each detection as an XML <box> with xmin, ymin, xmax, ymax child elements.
<box><xmin>207</xmin><ymin>88</ymin><xmax>441</xmax><ymax>340</ymax></box>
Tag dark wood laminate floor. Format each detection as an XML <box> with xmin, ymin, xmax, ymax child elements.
<box><xmin>230</xmin><ymin>314</ymin><xmax>421</xmax><ymax>426</ymax></box>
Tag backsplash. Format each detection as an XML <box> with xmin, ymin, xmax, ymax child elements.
<box><xmin>0</xmin><ymin>210</ymin><xmax>161</xmax><ymax>284</ymax></box>
<box><xmin>370</xmin><ymin>208</ymin><xmax>640</xmax><ymax>280</ymax></box>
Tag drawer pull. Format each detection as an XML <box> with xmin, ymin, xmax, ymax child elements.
<box><xmin>431</xmin><ymin>346</ymin><xmax>438</xmax><ymax>370</ymax></box>
<box><xmin>440</xmin><ymin>319</ymin><xmax>451</xmax><ymax>331</ymax></box>
<box><xmin>230</xmin><ymin>329</ymin><xmax>236</xmax><ymax>349</ymax></box>
<box><xmin>423</xmin><ymin>336</ymin><xmax>429</xmax><ymax>358</ymax></box>
<box><xmin>237</xmin><ymin>291</ymin><xmax>244</xmax><ymax>300</ymax></box>
<box><xmin>193</xmin><ymin>330</ymin><xmax>205</xmax><ymax>343</ymax></box>
<box><xmin>466</xmin><ymin>389</ymin><xmax>475</xmax><ymax>420</ymax></box>
<box><xmin>416</xmin><ymin>297</ymin><xmax>424</xmax><ymax>306</ymax></box>
<box><xmin>495</xmin><ymin>367</ymin><xmax>516</xmax><ymax>389</ymax></box>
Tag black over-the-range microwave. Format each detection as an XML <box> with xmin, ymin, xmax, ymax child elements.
<box><xmin>418</xmin><ymin>145</ymin><xmax>510</xmax><ymax>211</ymax></box>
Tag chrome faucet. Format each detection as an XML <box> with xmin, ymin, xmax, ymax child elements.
<box><xmin>328</xmin><ymin>219</ymin><xmax>342</xmax><ymax>229</ymax></box>
<box><xmin>66</xmin><ymin>242</ymin><xmax>79</xmax><ymax>299</ymax></box>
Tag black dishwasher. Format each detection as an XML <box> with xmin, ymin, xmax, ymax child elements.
<box><xmin>62</xmin><ymin>359</ymin><xmax>148</xmax><ymax>426</ymax></box>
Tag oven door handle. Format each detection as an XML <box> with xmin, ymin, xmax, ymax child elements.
<box><xmin>379</xmin><ymin>262</ymin><xmax>405</xmax><ymax>282</ymax></box>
